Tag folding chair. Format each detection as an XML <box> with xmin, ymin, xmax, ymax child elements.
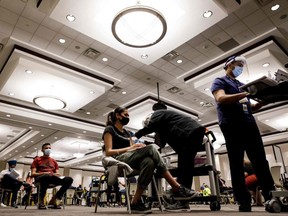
<box><xmin>0</xmin><ymin>186</ymin><xmax>14</xmax><ymax>207</ymax></box>
<box><xmin>25</xmin><ymin>182</ymin><xmax>65</xmax><ymax>209</ymax></box>
<box><xmin>95</xmin><ymin>156</ymin><xmax>163</xmax><ymax>214</ymax></box>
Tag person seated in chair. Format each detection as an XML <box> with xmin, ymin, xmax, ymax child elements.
<box><xmin>243</xmin><ymin>159</ymin><xmax>263</xmax><ymax>206</ymax></box>
<box><xmin>103</xmin><ymin>106</ymin><xmax>197</xmax><ymax>213</ymax></box>
<box><xmin>31</xmin><ymin>143</ymin><xmax>73</xmax><ymax>210</ymax></box>
<box><xmin>0</xmin><ymin>160</ymin><xmax>31</xmax><ymax>208</ymax></box>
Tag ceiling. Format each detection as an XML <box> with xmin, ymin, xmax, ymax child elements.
<box><xmin>0</xmin><ymin>0</ymin><xmax>288</xmax><ymax>172</ymax></box>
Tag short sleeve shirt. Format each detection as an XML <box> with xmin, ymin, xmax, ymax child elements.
<box><xmin>211</xmin><ymin>75</ymin><xmax>255</xmax><ymax>125</ymax></box>
<box><xmin>31</xmin><ymin>156</ymin><xmax>58</xmax><ymax>174</ymax></box>
<box><xmin>102</xmin><ymin>125</ymin><xmax>130</xmax><ymax>150</ymax></box>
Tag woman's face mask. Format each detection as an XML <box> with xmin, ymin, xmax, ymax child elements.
<box><xmin>119</xmin><ymin>115</ymin><xmax>130</xmax><ymax>125</ymax></box>
<box><xmin>232</xmin><ymin>66</ymin><xmax>243</xmax><ymax>77</ymax></box>
<box><xmin>9</xmin><ymin>168</ymin><xmax>15</xmax><ymax>172</ymax></box>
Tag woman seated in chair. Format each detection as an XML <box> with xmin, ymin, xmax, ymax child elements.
<box><xmin>103</xmin><ymin>106</ymin><xmax>197</xmax><ymax>213</ymax></box>
<box><xmin>244</xmin><ymin>159</ymin><xmax>263</xmax><ymax>206</ymax></box>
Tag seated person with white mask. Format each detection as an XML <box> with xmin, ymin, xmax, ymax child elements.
<box><xmin>31</xmin><ymin>143</ymin><xmax>73</xmax><ymax>210</ymax></box>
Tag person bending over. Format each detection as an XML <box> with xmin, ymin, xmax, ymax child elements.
<box><xmin>103</xmin><ymin>106</ymin><xmax>196</xmax><ymax>213</ymax></box>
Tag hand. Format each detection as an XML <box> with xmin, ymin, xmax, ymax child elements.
<box><xmin>131</xmin><ymin>143</ymin><xmax>146</xmax><ymax>149</ymax></box>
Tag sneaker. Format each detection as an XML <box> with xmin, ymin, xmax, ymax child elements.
<box><xmin>11</xmin><ymin>202</ymin><xmax>18</xmax><ymax>208</ymax></box>
<box><xmin>1</xmin><ymin>203</ymin><xmax>7</xmax><ymax>207</ymax></box>
<box><xmin>48</xmin><ymin>198</ymin><xmax>62</xmax><ymax>209</ymax></box>
<box><xmin>131</xmin><ymin>202</ymin><xmax>152</xmax><ymax>214</ymax></box>
<box><xmin>239</xmin><ymin>204</ymin><xmax>251</xmax><ymax>212</ymax></box>
<box><xmin>48</xmin><ymin>204</ymin><xmax>61</xmax><ymax>209</ymax></box>
<box><xmin>173</xmin><ymin>185</ymin><xmax>198</xmax><ymax>200</ymax></box>
<box><xmin>38</xmin><ymin>202</ymin><xmax>47</xmax><ymax>210</ymax></box>
<box><xmin>165</xmin><ymin>200</ymin><xmax>190</xmax><ymax>211</ymax></box>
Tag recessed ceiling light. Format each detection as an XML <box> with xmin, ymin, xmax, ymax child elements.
<box><xmin>262</xmin><ymin>63</ymin><xmax>270</xmax><ymax>67</ymax></box>
<box><xmin>204</xmin><ymin>87</ymin><xmax>210</xmax><ymax>91</ymax></box>
<box><xmin>102</xmin><ymin>57</ymin><xmax>108</xmax><ymax>62</ymax></box>
<box><xmin>25</xmin><ymin>69</ymin><xmax>32</xmax><ymax>74</ymax></box>
<box><xmin>141</xmin><ymin>54</ymin><xmax>148</xmax><ymax>59</ymax></box>
<box><xmin>48</xmin><ymin>123</ymin><xmax>52</xmax><ymax>126</ymax></box>
<box><xmin>271</xmin><ymin>4</ymin><xmax>280</xmax><ymax>11</ymax></box>
<box><xmin>122</xmin><ymin>91</ymin><xmax>127</xmax><ymax>94</ymax></box>
<box><xmin>6</xmin><ymin>114</ymin><xmax>11</xmax><ymax>117</ymax></box>
<box><xmin>8</xmin><ymin>92</ymin><xmax>15</xmax><ymax>96</ymax></box>
<box><xmin>203</xmin><ymin>10</ymin><xmax>213</xmax><ymax>18</ymax></box>
<box><xmin>66</xmin><ymin>14</ymin><xmax>76</xmax><ymax>22</ymax></box>
<box><xmin>59</xmin><ymin>38</ymin><xmax>66</xmax><ymax>44</ymax></box>
<box><xmin>89</xmin><ymin>91</ymin><xmax>95</xmax><ymax>94</ymax></box>
<box><xmin>176</xmin><ymin>59</ymin><xmax>183</xmax><ymax>64</ymax></box>
<box><xmin>86</xmin><ymin>111</ymin><xmax>91</xmax><ymax>115</ymax></box>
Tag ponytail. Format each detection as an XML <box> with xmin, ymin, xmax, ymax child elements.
<box><xmin>105</xmin><ymin>106</ymin><xmax>127</xmax><ymax>126</ymax></box>
<box><xmin>106</xmin><ymin>111</ymin><xmax>115</xmax><ymax>126</ymax></box>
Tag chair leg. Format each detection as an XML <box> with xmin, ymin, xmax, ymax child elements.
<box><xmin>123</xmin><ymin>170</ymin><xmax>131</xmax><ymax>214</ymax></box>
<box><xmin>0</xmin><ymin>189</ymin><xmax>5</xmax><ymax>206</ymax></box>
<box><xmin>152</xmin><ymin>176</ymin><xmax>163</xmax><ymax>212</ymax></box>
<box><xmin>24</xmin><ymin>189</ymin><xmax>32</xmax><ymax>209</ymax></box>
<box><xmin>94</xmin><ymin>178</ymin><xmax>102</xmax><ymax>212</ymax></box>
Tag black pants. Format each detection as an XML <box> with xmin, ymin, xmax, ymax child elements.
<box><xmin>220</xmin><ymin>122</ymin><xmax>275</xmax><ymax>205</ymax></box>
<box><xmin>169</xmin><ymin>127</ymin><xmax>206</xmax><ymax>189</ymax></box>
<box><xmin>1</xmin><ymin>174</ymin><xmax>22</xmax><ymax>204</ymax></box>
<box><xmin>35</xmin><ymin>174</ymin><xmax>73</xmax><ymax>201</ymax></box>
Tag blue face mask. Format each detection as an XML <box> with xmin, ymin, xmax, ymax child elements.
<box><xmin>232</xmin><ymin>66</ymin><xmax>243</xmax><ymax>77</ymax></box>
<box><xmin>44</xmin><ymin>149</ymin><xmax>51</xmax><ymax>156</ymax></box>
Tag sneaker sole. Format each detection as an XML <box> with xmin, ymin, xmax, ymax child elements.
<box><xmin>165</xmin><ymin>208</ymin><xmax>191</xmax><ymax>212</ymax></box>
<box><xmin>131</xmin><ymin>209</ymin><xmax>152</xmax><ymax>214</ymax></box>
<box><xmin>173</xmin><ymin>192</ymin><xmax>198</xmax><ymax>200</ymax></box>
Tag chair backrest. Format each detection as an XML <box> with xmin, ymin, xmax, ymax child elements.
<box><xmin>270</xmin><ymin>165</ymin><xmax>282</xmax><ymax>187</ymax></box>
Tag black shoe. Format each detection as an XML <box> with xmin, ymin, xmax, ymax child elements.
<box><xmin>164</xmin><ymin>200</ymin><xmax>190</xmax><ymax>211</ymax></box>
<box><xmin>11</xmin><ymin>202</ymin><xmax>18</xmax><ymax>208</ymax></box>
<box><xmin>173</xmin><ymin>185</ymin><xmax>198</xmax><ymax>200</ymax></box>
<box><xmin>38</xmin><ymin>201</ymin><xmax>47</xmax><ymax>210</ymax></box>
<box><xmin>239</xmin><ymin>204</ymin><xmax>251</xmax><ymax>212</ymax></box>
<box><xmin>131</xmin><ymin>202</ymin><xmax>152</xmax><ymax>214</ymax></box>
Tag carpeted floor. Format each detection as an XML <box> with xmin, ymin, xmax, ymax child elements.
<box><xmin>0</xmin><ymin>204</ymin><xmax>286</xmax><ymax>216</ymax></box>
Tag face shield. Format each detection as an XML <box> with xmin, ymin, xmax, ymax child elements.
<box><xmin>225</xmin><ymin>56</ymin><xmax>249</xmax><ymax>82</ymax></box>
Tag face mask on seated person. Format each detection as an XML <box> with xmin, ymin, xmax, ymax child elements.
<box><xmin>44</xmin><ymin>149</ymin><xmax>51</xmax><ymax>156</ymax></box>
<box><xmin>119</xmin><ymin>116</ymin><xmax>129</xmax><ymax>125</ymax></box>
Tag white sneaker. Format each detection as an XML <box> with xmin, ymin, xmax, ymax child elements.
<box><xmin>1</xmin><ymin>203</ymin><xmax>7</xmax><ymax>207</ymax></box>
